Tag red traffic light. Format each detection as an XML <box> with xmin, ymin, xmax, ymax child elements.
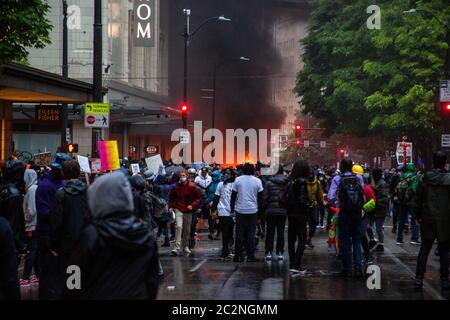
<box><xmin>339</xmin><ymin>148</ymin><xmax>345</xmax><ymax>154</ymax></box>
<box><xmin>181</xmin><ymin>105</ymin><xmax>188</xmax><ymax>112</ymax></box>
<box><xmin>444</xmin><ymin>103</ymin><xmax>450</xmax><ymax>111</ymax></box>
<box><xmin>296</xmin><ymin>140</ymin><xmax>301</xmax><ymax>145</ymax></box>
<box><xmin>295</xmin><ymin>125</ymin><xmax>301</xmax><ymax>130</ymax></box>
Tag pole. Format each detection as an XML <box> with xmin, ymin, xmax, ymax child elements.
<box><xmin>182</xmin><ymin>10</ymin><xmax>190</xmax><ymax>130</ymax></box>
<box><xmin>93</xmin><ymin>0</ymin><xmax>103</xmax><ymax>102</ymax></box>
<box><xmin>212</xmin><ymin>64</ymin><xmax>217</xmax><ymax>129</ymax></box>
<box><xmin>93</xmin><ymin>0</ymin><xmax>102</xmax><ymax>157</ymax></box>
<box><xmin>61</xmin><ymin>0</ymin><xmax>68</xmax><ymax>150</ymax></box>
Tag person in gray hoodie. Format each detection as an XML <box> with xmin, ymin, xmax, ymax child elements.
<box><xmin>64</xmin><ymin>171</ymin><xmax>159</xmax><ymax>299</ymax></box>
<box><xmin>22</xmin><ymin>169</ymin><xmax>38</xmax><ymax>281</ymax></box>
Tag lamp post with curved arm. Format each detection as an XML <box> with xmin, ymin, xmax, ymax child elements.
<box><xmin>181</xmin><ymin>9</ymin><xmax>231</xmax><ymax>129</ymax></box>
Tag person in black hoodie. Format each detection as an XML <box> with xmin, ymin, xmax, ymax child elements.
<box><xmin>0</xmin><ymin>156</ymin><xmax>26</xmax><ymax>254</ymax></box>
<box><xmin>0</xmin><ymin>216</ymin><xmax>20</xmax><ymax>300</ymax></box>
<box><xmin>50</xmin><ymin>160</ymin><xmax>90</xmax><ymax>297</ymax></box>
<box><xmin>64</xmin><ymin>171</ymin><xmax>159</xmax><ymax>299</ymax></box>
<box><xmin>262</xmin><ymin>165</ymin><xmax>289</xmax><ymax>261</ymax></box>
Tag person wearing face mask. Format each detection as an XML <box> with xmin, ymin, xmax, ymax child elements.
<box><xmin>168</xmin><ymin>170</ymin><xmax>201</xmax><ymax>256</ymax></box>
<box><xmin>317</xmin><ymin>170</ymin><xmax>329</xmax><ymax>230</ymax></box>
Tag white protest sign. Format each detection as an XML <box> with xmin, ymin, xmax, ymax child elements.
<box><xmin>91</xmin><ymin>158</ymin><xmax>102</xmax><ymax>173</ymax></box>
<box><xmin>131</xmin><ymin>163</ymin><xmax>141</xmax><ymax>175</ymax></box>
<box><xmin>77</xmin><ymin>155</ymin><xmax>91</xmax><ymax>174</ymax></box>
<box><xmin>145</xmin><ymin>154</ymin><xmax>163</xmax><ymax>174</ymax></box>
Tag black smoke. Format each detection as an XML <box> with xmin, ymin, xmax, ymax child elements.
<box><xmin>168</xmin><ymin>0</ymin><xmax>285</xmax><ymax>131</ymax></box>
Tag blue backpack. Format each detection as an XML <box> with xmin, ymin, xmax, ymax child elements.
<box><xmin>338</xmin><ymin>175</ymin><xmax>364</xmax><ymax>213</ymax></box>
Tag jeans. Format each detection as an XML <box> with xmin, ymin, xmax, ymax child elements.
<box><xmin>416</xmin><ymin>239</ymin><xmax>450</xmax><ymax>280</ymax></box>
<box><xmin>392</xmin><ymin>201</ymin><xmax>399</xmax><ymax>229</ymax></box>
<box><xmin>174</xmin><ymin>209</ymin><xmax>192</xmax><ymax>251</ymax></box>
<box><xmin>22</xmin><ymin>232</ymin><xmax>38</xmax><ymax>280</ymax></box>
<box><xmin>319</xmin><ymin>204</ymin><xmax>326</xmax><ymax>227</ymax></box>
<box><xmin>190</xmin><ymin>211</ymin><xmax>201</xmax><ymax>239</ymax></box>
<box><xmin>265</xmin><ymin>215</ymin><xmax>286</xmax><ymax>254</ymax></box>
<box><xmin>219</xmin><ymin>216</ymin><xmax>234</xmax><ymax>256</ymax></box>
<box><xmin>308</xmin><ymin>206</ymin><xmax>319</xmax><ymax>239</ymax></box>
<box><xmin>234</xmin><ymin>212</ymin><xmax>257</xmax><ymax>259</ymax></box>
<box><xmin>288</xmin><ymin>216</ymin><xmax>307</xmax><ymax>269</ymax></box>
<box><xmin>338</xmin><ymin>211</ymin><xmax>363</xmax><ymax>272</ymax></box>
<box><xmin>397</xmin><ymin>204</ymin><xmax>420</xmax><ymax>242</ymax></box>
<box><xmin>360</xmin><ymin>215</ymin><xmax>371</xmax><ymax>258</ymax></box>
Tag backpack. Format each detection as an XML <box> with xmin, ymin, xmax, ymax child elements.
<box><xmin>395</xmin><ymin>175</ymin><xmax>415</xmax><ymax>204</ymax></box>
<box><xmin>146</xmin><ymin>191</ymin><xmax>168</xmax><ymax>219</ymax></box>
<box><xmin>338</xmin><ymin>175</ymin><xmax>364</xmax><ymax>213</ymax></box>
<box><xmin>281</xmin><ymin>177</ymin><xmax>310</xmax><ymax>213</ymax></box>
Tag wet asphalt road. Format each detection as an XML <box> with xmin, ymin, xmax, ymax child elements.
<box><xmin>157</xmin><ymin>219</ymin><xmax>450</xmax><ymax>300</ymax></box>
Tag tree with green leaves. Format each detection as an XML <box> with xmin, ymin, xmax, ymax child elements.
<box><xmin>295</xmin><ymin>0</ymin><xmax>450</xmax><ymax>163</ymax></box>
<box><xmin>0</xmin><ymin>0</ymin><xmax>52</xmax><ymax>69</ymax></box>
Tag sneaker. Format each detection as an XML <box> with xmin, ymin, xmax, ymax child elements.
<box><xmin>20</xmin><ymin>279</ymin><xmax>30</xmax><ymax>286</ymax></box>
<box><xmin>265</xmin><ymin>253</ymin><xmax>273</xmax><ymax>261</ymax></box>
<box><xmin>276</xmin><ymin>252</ymin><xmax>284</xmax><ymax>261</ymax></box>
<box><xmin>414</xmin><ymin>278</ymin><xmax>424</xmax><ymax>288</ymax></box>
<box><xmin>183</xmin><ymin>246</ymin><xmax>191</xmax><ymax>254</ymax></box>
<box><xmin>170</xmin><ymin>249</ymin><xmax>180</xmax><ymax>256</ymax></box>
<box><xmin>410</xmin><ymin>240</ymin><xmax>421</xmax><ymax>245</ymax></box>
<box><xmin>290</xmin><ymin>267</ymin><xmax>307</xmax><ymax>274</ymax></box>
<box><xmin>396</xmin><ymin>241</ymin><xmax>404</xmax><ymax>245</ymax></box>
<box><xmin>306</xmin><ymin>239</ymin><xmax>314</xmax><ymax>249</ymax></box>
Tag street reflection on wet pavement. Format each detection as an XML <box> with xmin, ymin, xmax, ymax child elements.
<box><xmin>157</xmin><ymin>222</ymin><xmax>449</xmax><ymax>300</ymax></box>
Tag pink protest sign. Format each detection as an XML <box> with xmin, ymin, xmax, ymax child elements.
<box><xmin>98</xmin><ymin>140</ymin><xmax>120</xmax><ymax>171</ymax></box>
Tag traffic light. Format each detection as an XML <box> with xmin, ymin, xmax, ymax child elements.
<box><xmin>294</xmin><ymin>123</ymin><xmax>302</xmax><ymax>138</ymax></box>
<box><xmin>441</xmin><ymin>102</ymin><xmax>450</xmax><ymax>117</ymax></box>
<box><xmin>180</xmin><ymin>102</ymin><xmax>189</xmax><ymax>128</ymax></box>
<box><xmin>67</xmin><ymin>143</ymin><xmax>78</xmax><ymax>153</ymax></box>
<box><xmin>296</xmin><ymin>139</ymin><xmax>301</xmax><ymax>149</ymax></box>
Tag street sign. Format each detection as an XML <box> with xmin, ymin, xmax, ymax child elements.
<box><xmin>442</xmin><ymin>134</ymin><xmax>450</xmax><ymax>147</ymax></box>
<box><xmin>180</xmin><ymin>130</ymin><xmax>190</xmax><ymax>144</ymax></box>
<box><xmin>320</xmin><ymin>141</ymin><xmax>326</xmax><ymax>148</ymax></box>
<box><xmin>84</xmin><ymin>103</ymin><xmax>110</xmax><ymax>128</ymax></box>
<box><xmin>133</xmin><ymin>0</ymin><xmax>156</xmax><ymax>47</ymax></box>
<box><xmin>440</xmin><ymin>80</ymin><xmax>450</xmax><ymax>102</ymax></box>
<box><xmin>396</xmin><ymin>141</ymin><xmax>413</xmax><ymax>165</ymax></box>
<box><xmin>66</xmin><ymin>128</ymin><xmax>71</xmax><ymax>143</ymax></box>
<box><xmin>304</xmin><ymin>140</ymin><xmax>310</xmax><ymax>148</ymax></box>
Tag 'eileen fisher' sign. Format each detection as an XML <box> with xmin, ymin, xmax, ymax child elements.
<box><xmin>133</xmin><ymin>0</ymin><xmax>156</xmax><ymax>47</ymax></box>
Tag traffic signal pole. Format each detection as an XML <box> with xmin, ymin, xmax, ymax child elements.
<box><xmin>182</xmin><ymin>10</ymin><xmax>190</xmax><ymax>130</ymax></box>
<box><xmin>61</xmin><ymin>0</ymin><xmax>69</xmax><ymax>150</ymax></box>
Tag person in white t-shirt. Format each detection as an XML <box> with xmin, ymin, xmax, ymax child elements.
<box><xmin>230</xmin><ymin>163</ymin><xmax>264</xmax><ymax>262</ymax></box>
<box><xmin>212</xmin><ymin>168</ymin><xmax>236</xmax><ymax>260</ymax></box>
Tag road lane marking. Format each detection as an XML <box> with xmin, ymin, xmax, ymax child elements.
<box><xmin>189</xmin><ymin>258</ymin><xmax>208</xmax><ymax>272</ymax></box>
<box><xmin>384</xmin><ymin>247</ymin><xmax>444</xmax><ymax>300</ymax></box>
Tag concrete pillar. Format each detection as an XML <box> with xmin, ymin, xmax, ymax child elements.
<box><xmin>0</xmin><ymin>101</ymin><xmax>13</xmax><ymax>161</ymax></box>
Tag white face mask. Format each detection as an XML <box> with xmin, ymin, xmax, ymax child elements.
<box><xmin>179</xmin><ymin>177</ymin><xmax>187</xmax><ymax>183</ymax></box>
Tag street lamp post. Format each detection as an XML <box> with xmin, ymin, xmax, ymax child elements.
<box><xmin>181</xmin><ymin>9</ymin><xmax>231</xmax><ymax>129</ymax></box>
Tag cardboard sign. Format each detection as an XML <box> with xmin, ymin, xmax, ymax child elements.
<box><xmin>77</xmin><ymin>155</ymin><xmax>91</xmax><ymax>174</ymax></box>
<box><xmin>33</xmin><ymin>152</ymin><xmax>52</xmax><ymax>167</ymax></box>
<box><xmin>396</xmin><ymin>142</ymin><xmax>413</xmax><ymax>165</ymax></box>
<box><xmin>91</xmin><ymin>158</ymin><xmax>102</xmax><ymax>173</ymax></box>
<box><xmin>131</xmin><ymin>163</ymin><xmax>141</xmax><ymax>175</ymax></box>
<box><xmin>145</xmin><ymin>154</ymin><xmax>163</xmax><ymax>174</ymax></box>
<box><xmin>98</xmin><ymin>141</ymin><xmax>120</xmax><ymax>171</ymax></box>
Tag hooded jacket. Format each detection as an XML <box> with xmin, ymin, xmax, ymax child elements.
<box><xmin>415</xmin><ymin>169</ymin><xmax>450</xmax><ymax>242</ymax></box>
<box><xmin>50</xmin><ymin>180</ymin><xmax>89</xmax><ymax>257</ymax></box>
<box><xmin>307</xmin><ymin>176</ymin><xmax>324</xmax><ymax>208</ymax></box>
<box><xmin>35</xmin><ymin>170</ymin><xmax>65</xmax><ymax>236</ymax></box>
<box><xmin>262</xmin><ymin>174</ymin><xmax>289</xmax><ymax>216</ymax></box>
<box><xmin>65</xmin><ymin>172</ymin><xmax>159</xmax><ymax>300</ymax></box>
<box><xmin>0</xmin><ymin>159</ymin><xmax>26</xmax><ymax>251</ymax></box>
<box><xmin>23</xmin><ymin>169</ymin><xmax>38</xmax><ymax>232</ymax></box>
